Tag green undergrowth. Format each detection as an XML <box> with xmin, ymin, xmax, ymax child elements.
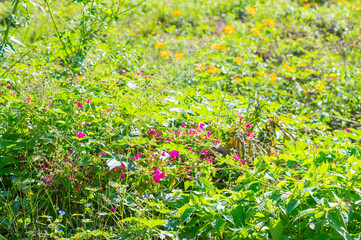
<box><xmin>0</xmin><ymin>0</ymin><xmax>361</xmax><ymax>239</ymax></box>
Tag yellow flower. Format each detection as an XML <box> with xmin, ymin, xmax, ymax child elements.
<box><xmin>208</xmin><ymin>64</ymin><xmax>218</xmax><ymax>74</ymax></box>
<box><xmin>160</xmin><ymin>50</ymin><xmax>171</xmax><ymax>57</ymax></box>
<box><xmin>265</xmin><ymin>19</ymin><xmax>275</xmax><ymax>26</ymax></box>
<box><xmin>196</xmin><ymin>63</ymin><xmax>206</xmax><ymax>72</ymax></box>
<box><xmin>0</xmin><ymin>10</ymin><xmax>3</xmax><ymax>14</ymax></box>
<box><xmin>270</xmin><ymin>73</ymin><xmax>277</xmax><ymax>82</ymax></box>
<box><xmin>353</xmin><ymin>5</ymin><xmax>359</xmax><ymax>11</ymax></box>
<box><xmin>258</xmin><ymin>72</ymin><xmax>268</xmax><ymax>76</ymax></box>
<box><xmin>303</xmin><ymin>4</ymin><xmax>310</xmax><ymax>10</ymax></box>
<box><xmin>339</xmin><ymin>0</ymin><xmax>346</xmax><ymax>2</ymax></box>
<box><xmin>224</xmin><ymin>24</ymin><xmax>235</xmax><ymax>35</ymax></box>
<box><xmin>155</xmin><ymin>43</ymin><xmax>164</xmax><ymax>49</ymax></box>
<box><xmin>261</xmin><ymin>23</ymin><xmax>267</xmax><ymax>28</ymax></box>
<box><xmin>211</xmin><ymin>44</ymin><xmax>226</xmax><ymax>51</ymax></box>
<box><xmin>234</xmin><ymin>77</ymin><xmax>242</xmax><ymax>82</ymax></box>
<box><xmin>250</xmin><ymin>28</ymin><xmax>260</xmax><ymax>34</ymax></box>
<box><xmin>329</xmin><ymin>73</ymin><xmax>337</xmax><ymax>78</ymax></box>
<box><xmin>247</xmin><ymin>7</ymin><xmax>256</xmax><ymax>15</ymax></box>
<box><xmin>69</xmin><ymin>4</ymin><xmax>76</xmax><ymax>8</ymax></box>
<box><xmin>236</xmin><ymin>57</ymin><xmax>242</xmax><ymax>65</ymax></box>
<box><xmin>315</xmin><ymin>81</ymin><xmax>326</xmax><ymax>91</ymax></box>
<box><xmin>77</xmin><ymin>76</ymin><xmax>84</xmax><ymax>81</ymax></box>
<box><xmin>173</xmin><ymin>10</ymin><xmax>182</xmax><ymax>16</ymax></box>
<box><xmin>283</xmin><ymin>64</ymin><xmax>294</xmax><ymax>72</ymax></box>
<box><xmin>175</xmin><ymin>52</ymin><xmax>185</xmax><ymax>60</ymax></box>
<box><xmin>318</xmin><ymin>93</ymin><xmax>323</xmax><ymax>99</ymax></box>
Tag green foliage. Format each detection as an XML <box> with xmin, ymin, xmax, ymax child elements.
<box><xmin>0</xmin><ymin>0</ymin><xmax>361</xmax><ymax>239</ymax></box>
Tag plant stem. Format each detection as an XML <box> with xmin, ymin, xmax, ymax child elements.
<box><xmin>45</xmin><ymin>0</ymin><xmax>70</xmax><ymax>63</ymax></box>
<box><xmin>1</xmin><ymin>0</ymin><xmax>20</xmax><ymax>51</ymax></box>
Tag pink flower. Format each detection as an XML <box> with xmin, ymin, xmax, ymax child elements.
<box><xmin>333</xmin><ymin>161</ymin><xmax>337</xmax><ymax>165</ymax></box>
<box><xmin>169</xmin><ymin>150</ymin><xmax>179</xmax><ymax>158</ymax></box>
<box><xmin>42</xmin><ymin>166</ymin><xmax>46</xmax><ymax>170</ymax></box>
<box><xmin>167</xmin><ymin>138</ymin><xmax>172</xmax><ymax>142</ymax></box>
<box><xmin>120</xmin><ymin>163</ymin><xmax>125</xmax><ymax>169</ymax></box>
<box><xmin>182</xmin><ymin>124</ymin><xmax>186</xmax><ymax>128</ymax></box>
<box><xmin>44</xmin><ymin>176</ymin><xmax>50</xmax><ymax>184</ymax></box>
<box><xmin>346</xmin><ymin>128</ymin><xmax>350</xmax><ymax>133</ymax></box>
<box><xmin>26</xmin><ymin>98</ymin><xmax>31</xmax><ymax>102</ymax></box>
<box><xmin>246</xmin><ymin>132</ymin><xmax>251</xmax><ymax>137</ymax></box>
<box><xmin>120</xmin><ymin>173</ymin><xmax>126</xmax><ymax>179</ymax></box>
<box><xmin>233</xmin><ymin>154</ymin><xmax>240</xmax><ymax>161</ymax></box>
<box><xmin>77</xmin><ymin>102</ymin><xmax>83</xmax><ymax>108</ymax></box>
<box><xmin>6</xmin><ymin>85</ymin><xmax>11</xmax><ymax>89</ymax></box>
<box><xmin>87</xmin><ymin>99</ymin><xmax>91</xmax><ymax>104</ymax></box>
<box><xmin>239</xmin><ymin>116</ymin><xmax>244</xmax><ymax>120</ymax></box>
<box><xmin>206</xmin><ymin>158</ymin><xmax>213</xmax><ymax>163</ymax></box>
<box><xmin>201</xmin><ymin>150</ymin><xmax>210</xmax><ymax>155</ymax></box>
<box><xmin>152</xmin><ymin>167</ymin><xmax>165</xmax><ymax>182</ymax></box>
<box><xmin>149</xmin><ymin>129</ymin><xmax>156</xmax><ymax>134</ymax></box>
<box><xmin>69</xmin><ymin>149</ymin><xmax>73</xmax><ymax>154</ymax></box>
<box><xmin>141</xmin><ymin>70</ymin><xmax>144</xmax><ymax>73</ymax></box>
<box><xmin>132</xmin><ymin>154</ymin><xmax>141</xmax><ymax>159</ymax></box>
<box><xmin>100</xmin><ymin>152</ymin><xmax>106</xmax><ymax>156</ymax></box>
<box><xmin>76</xmin><ymin>132</ymin><xmax>85</xmax><ymax>138</ymax></box>
<box><xmin>110</xmin><ymin>206</ymin><xmax>115</xmax><ymax>212</ymax></box>
<box><xmin>245</xmin><ymin>124</ymin><xmax>251</xmax><ymax>128</ymax></box>
<box><xmin>241</xmin><ymin>160</ymin><xmax>246</xmax><ymax>165</ymax></box>
<box><xmin>199</xmin><ymin>123</ymin><xmax>205</xmax><ymax>129</ymax></box>
<box><xmin>271</xmin><ymin>152</ymin><xmax>277</xmax><ymax>155</ymax></box>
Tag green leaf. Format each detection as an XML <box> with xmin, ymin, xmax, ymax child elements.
<box><xmin>211</xmin><ymin>218</ymin><xmax>225</xmax><ymax>238</ymax></box>
<box><xmin>286</xmin><ymin>199</ymin><xmax>301</xmax><ymax>216</ymax></box>
<box><xmin>231</xmin><ymin>204</ymin><xmax>245</xmax><ymax>227</ymax></box>
<box><xmin>269</xmin><ymin>220</ymin><xmax>283</xmax><ymax>240</ymax></box>
<box><xmin>148</xmin><ymin>219</ymin><xmax>167</xmax><ymax>228</ymax></box>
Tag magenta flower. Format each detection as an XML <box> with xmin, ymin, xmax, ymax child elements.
<box><xmin>132</xmin><ymin>154</ymin><xmax>141</xmax><ymax>159</ymax></box>
<box><xmin>202</xmin><ymin>150</ymin><xmax>210</xmax><ymax>155</ymax></box>
<box><xmin>86</xmin><ymin>99</ymin><xmax>91</xmax><ymax>104</ymax></box>
<box><xmin>169</xmin><ymin>150</ymin><xmax>179</xmax><ymax>158</ymax></box>
<box><xmin>69</xmin><ymin>149</ymin><xmax>73</xmax><ymax>154</ymax></box>
<box><xmin>166</xmin><ymin>138</ymin><xmax>172</xmax><ymax>142</ymax></box>
<box><xmin>149</xmin><ymin>129</ymin><xmax>156</xmax><ymax>135</ymax></box>
<box><xmin>206</xmin><ymin>158</ymin><xmax>213</xmax><ymax>163</ymax></box>
<box><xmin>241</xmin><ymin>160</ymin><xmax>246</xmax><ymax>165</ymax></box>
<box><xmin>100</xmin><ymin>152</ymin><xmax>106</xmax><ymax>156</ymax></box>
<box><xmin>152</xmin><ymin>167</ymin><xmax>165</xmax><ymax>182</ymax></box>
<box><xmin>239</xmin><ymin>116</ymin><xmax>244</xmax><ymax>120</ymax></box>
<box><xmin>26</xmin><ymin>98</ymin><xmax>31</xmax><ymax>102</ymax></box>
<box><xmin>245</xmin><ymin>124</ymin><xmax>251</xmax><ymax>128</ymax></box>
<box><xmin>333</xmin><ymin>161</ymin><xmax>337</xmax><ymax>165</ymax></box>
<box><xmin>76</xmin><ymin>132</ymin><xmax>85</xmax><ymax>138</ymax></box>
<box><xmin>346</xmin><ymin>128</ymin><xmax>350</xmax><ymax>133</ymax></box>
<box><xmin>271</xmin><ymin>152</ymin><xmax>277</xmax><ymax>155</ymax></box>
<box><xmin>6</xmin><ymin>85</ymin><xmax>11</xmax><ymax>89</ymax></box>
<box><xmin>141</xmin><ymin>70</ymin><xmax>144</xmax><ymax>73</ymax></box>
<box><xmin>199</xmin><ymin>123</ymin><xmax>205</xmax><ymax>129</ymax></box>
<box><xmin>77</xmin><ymin>102</ymin><xmax>83</xmax><ymax>108</ymax></box>
<box><xmin>120</xmin><ymin>163</ymin><xmax>125</xmax><ymax>169</ymax></box>
<box><xmin>44</xmin><ymin>176</ymin><xmax>50</xmax><ymax>184</ymax></box>
<box><xmin>182</xmin><ymin>124</ymin><xmax>186</xmax><ymax>128</ymax></box>
<box><xmin>246</xmin><ymin>132</ymin><xmax>251</xmax><ymax>137</ymax></box>
<box><xmin>120</xmin><ymin>173</ymin><xmax>126</xmax><ymax>179</ymax></box>
<box><xmin>110</xmin><ymin>206</ymin><xmax>115</xmax><ymax>212</ymax></box>
<box><xmin>233</xmin><ymin>154</ymin><xmax>240</xmax><ymax>161</ymax></box>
